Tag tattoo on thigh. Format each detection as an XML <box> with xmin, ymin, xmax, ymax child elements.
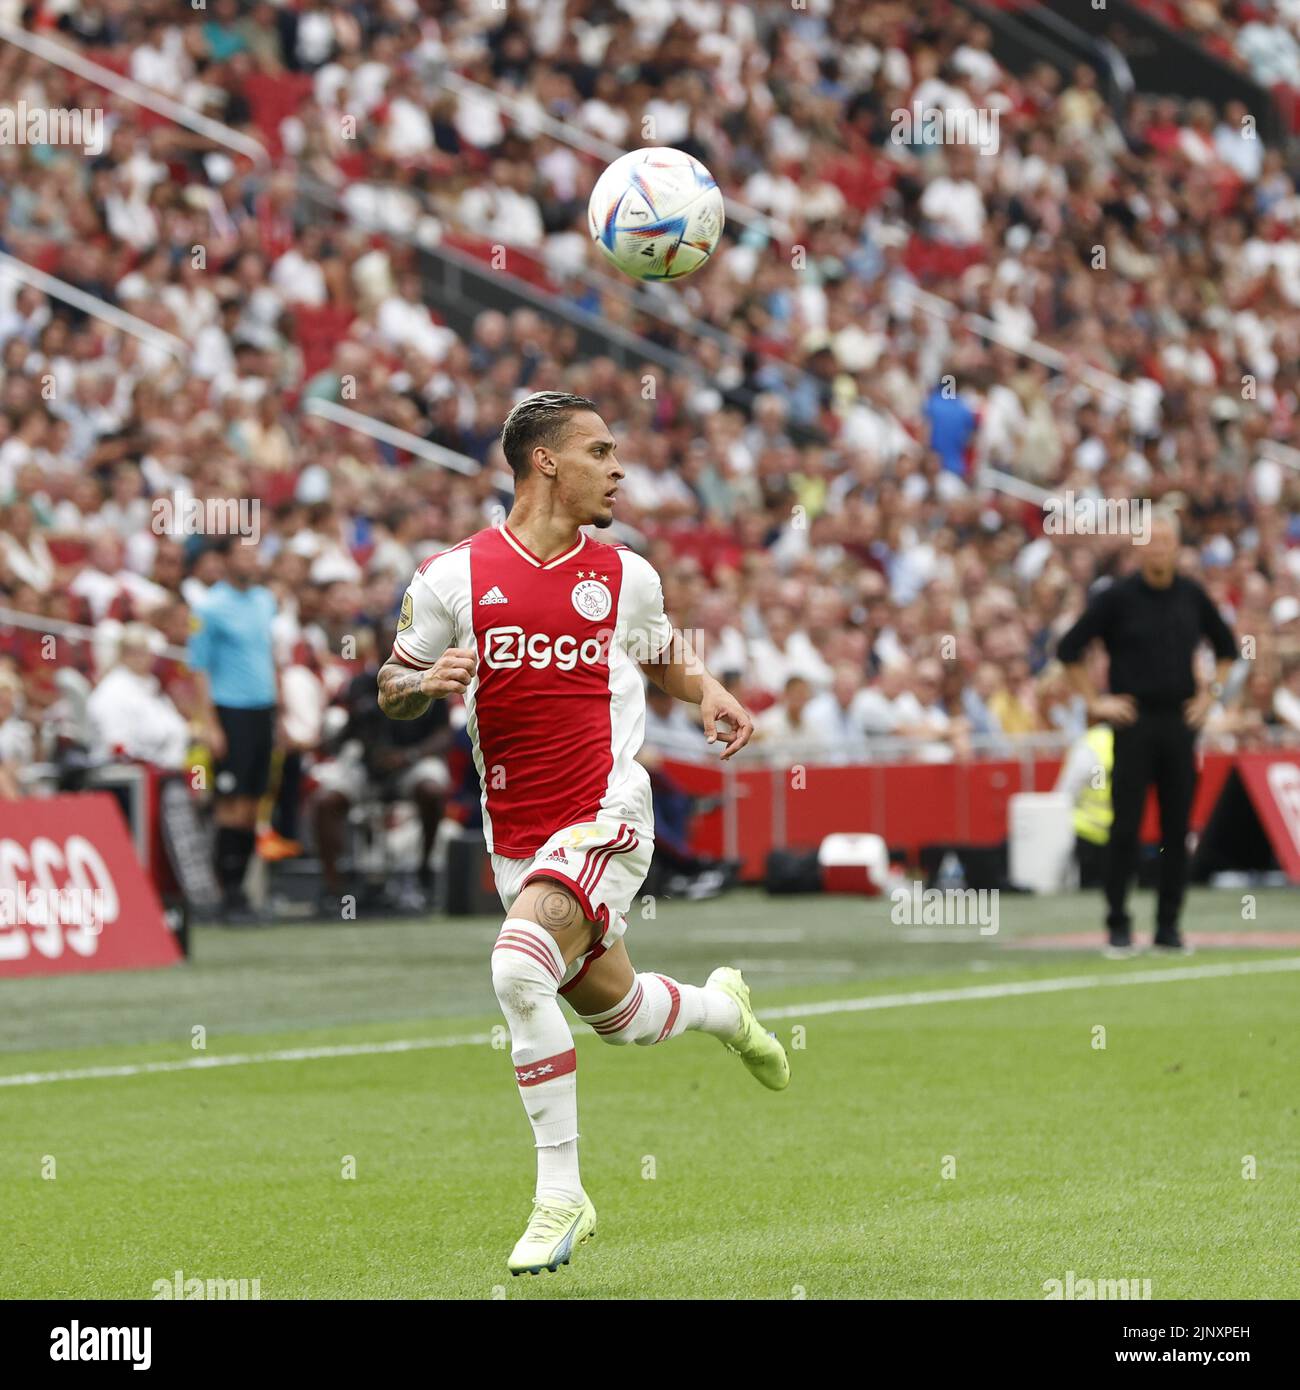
<box><xmin>537</xmin><ymin>889</ymin><xmax>581</xmax><ymax>931</ymax></box>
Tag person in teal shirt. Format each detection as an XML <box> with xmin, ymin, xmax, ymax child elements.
<box><xmin>189</xmin><ymin>540</ymin><xmax>278</xmax><ymax>922</ymax></box>
<box><xmin>202</xmin><ymin>0</ymin><xmax>249</xmax><ymax>63</ymax></box>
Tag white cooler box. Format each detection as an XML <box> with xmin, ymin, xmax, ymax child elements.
<box><xmin>1008</xmin><ymin>792</ymin><xmax>1076</xmax><ymax>894</ymax></box>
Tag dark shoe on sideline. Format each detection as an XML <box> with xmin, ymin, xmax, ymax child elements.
<box><xmin>1102</xmin><ymin>931</ymin><xmax>1135</xmax><ymax>960</ymax></box>
<box><xmin>1151</xmin><ymin>933</ymin><xmax>1193</xmax><ymax>956</ymax></box>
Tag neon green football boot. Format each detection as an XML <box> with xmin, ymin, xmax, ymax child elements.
<box><xmin>507</xmin><ymin>1195</ymin><xmax>597</xmax><ymax>1275</ymax></box>
<box><xmin>706</xmin><ymin>966</ymin><xmax>790</xmax><ymax>1091</ymax></box>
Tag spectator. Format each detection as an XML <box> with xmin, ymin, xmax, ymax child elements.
<box><xmin>1274</xmin><ymin>659</ymin><xmax>1300</xmax><ymax>732</ymax></box>
<box><xmin>86</xmin><ymin>624</ymin><xmax>191</xmax><ymax>770</ymax></box>
<box><xmin>0</xmin><ymin>667</ymin><xmax>35</xmax><ymax>799</ymax></box>
<box><xmin>753</xmin><ymin>675</ymin><xmax>834</xmax><ymax>762</ymax></box>
<box><xmin>642</xmin><ymin>684</ymin><xmax>710</xmax><ymax>760</ymax></box>
<box><xmin>747</xmin><ymin>605</ymin><xmax>834</xmax><ymax>696</ymax></box>
<box><xmin>805</xmin><ymin>664</ymin><xmax>871</xmax><ymax>757</ymax></box>
<box><xmin>0</xmin><ymin>501</ymin><xmax>57</xmax><ymax>593</ymax></box>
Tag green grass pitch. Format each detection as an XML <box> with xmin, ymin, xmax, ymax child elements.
<box><xmin>2</xmin><ymin>888</ymin><xmax>1297</xmax><ymax>1300</ymax></box>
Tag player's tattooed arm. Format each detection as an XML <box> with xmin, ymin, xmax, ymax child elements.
<box><xmin>377</xmin><ymin>659</ymin><xmax>434</xmax><ymax>720</ymax></box>
<box><xmin>376</xmin><ymin>648</ymin><xmax>477</xmax><ymax>720</ymax></box>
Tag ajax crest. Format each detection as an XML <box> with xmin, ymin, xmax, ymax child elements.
<box><xmin>571</xmin><ymin>579</ymin><xmax>612</xmax><ymax>621</ymax></box>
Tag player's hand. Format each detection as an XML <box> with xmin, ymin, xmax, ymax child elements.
<box><xmin>1183</xmin><ymin>689</ymin><xmax>1215</xmax><ymax>729</ymax></box>
<box><xmin>420</xmin><ymin>648</ymin><xmax>477</xmax><ymax>699</ymax></box>
<box><xmin>701</xmin><ymin>678</ymin><xmax>753</xmax><ymax>760</ymax></box>
<box><xmin>1091</xmin><ymin>694</ymin><xmax>1136</xmax><ymax>726</ymax></box>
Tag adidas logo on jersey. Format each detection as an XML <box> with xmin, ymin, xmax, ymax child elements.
<box><xmin>544</xmin><ymin>847</ymin><xmax>568</xmax><ymax>864</ymax></box>
<box><xmin>478</xmin><ymin>586</ymin><xmax>508</xmax><ymax>606</ymax></box>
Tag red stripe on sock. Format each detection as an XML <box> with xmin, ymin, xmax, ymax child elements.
<box><xmin>591</xmin><ymin>983</ymin><xmax>644</xmax><ymax>1034</ymax></box>
<box><xmin>495</xmin><ymin>928</ymin><xmax>563</xmax><ymax>974</ymax></box>
<box><xmin>493</xmin><ymin>936</ymin><xmax>562</xmax><ymax>982</ymax></box>
<box><xmin>495</xmin><ymin>929</ymin><xmax>562</xmax><ymax>965</ymax></box>
<box><xmin>654</xmin><ymin>975</ymin><xmax>681</xmax><ymax>1043</ymax></box>
<box><xmin>513</xmin><ymin>1048</ymin><xmax>577</xmax><ymax>1087</ymax></box>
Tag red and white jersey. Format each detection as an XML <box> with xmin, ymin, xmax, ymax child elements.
<box><xmin>390</xmin><ymin>524</ymin><xmax>674</xmax><ymax>858</ymax></box>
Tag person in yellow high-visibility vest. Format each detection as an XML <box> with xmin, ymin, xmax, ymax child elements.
<box><xmin>1055</xmin><ymin>723</ymin><xmax>1113</xmax><ymax>890</ymax></box>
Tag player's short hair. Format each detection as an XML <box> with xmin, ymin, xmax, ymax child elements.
<box><xmin>500</xmin><ymin>392</ymin><xmax>598</xmax><ymax>481</ymax></box>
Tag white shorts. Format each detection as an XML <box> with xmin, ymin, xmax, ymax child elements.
<box><xmin>492</xmin><ymin>818</ymin><xmax>654</xmax><ymax>995</ymax></box>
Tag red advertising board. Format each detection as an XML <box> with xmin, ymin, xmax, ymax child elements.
<box><xmin>663</xmin><ymin>750</ymin><xmax>1246</xmax><ymax>881</ymax></box>
<box><xmin>0</xmin><ymin>793</ymin><xmax>183</xmax><ymax>977</ymax></box>
<box><xmin>1230</xmin><ymin>752</ymin><xmax>1300</xmax><ymax>881</ymax></box>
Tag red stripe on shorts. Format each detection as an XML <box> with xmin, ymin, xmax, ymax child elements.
<box><xmin>578</xmin><ymin>823</ymin><xmax>636</xmax><ymax>896</ymax></box>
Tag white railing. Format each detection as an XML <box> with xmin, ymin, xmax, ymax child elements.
<box><xmin>978</xmin><ymin>467</ymin><xmax>1052</xmax><ymax>506</ymax></box>
<box><xmin>0</xmin><ymin>21</ymin><xmax>269</xmax><ymax>167</ymax></box>
<box><xmin>301</xmin><ymin>398</ymin><xmax>480</xmax><ymax>475</ymax></box>
<box><xmin>1260</xmin><ymin>439</ymin><xmax>1300</xmax><ymax>472</ymax></box>
<box><xmin>0</xmin><ymin>242</ymin><xmax>477</xmax><ymax>477</ymax></box>
<box><xmin>896</xmin><ymin>280</ymin><xmax>1138</xmax><ymax>408</ymax></box>
<box><xmin>0</xmin><ymin>251</ymin><xmax>187</xmax><ymax>360</ymax></box>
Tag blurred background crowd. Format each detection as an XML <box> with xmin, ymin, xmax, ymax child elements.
<box><xmin>2</xmin><ymin>0</ymin><xmax>1300</xmax><ymax>825</ymax></box>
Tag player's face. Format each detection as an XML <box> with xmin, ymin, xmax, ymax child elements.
<box><xmin>552</xmin><ymin>412</ymin><xmax>623</xmax><ymax>529</ymax></box>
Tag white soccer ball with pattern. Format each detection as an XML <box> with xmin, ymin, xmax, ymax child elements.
<box><xmin>587</xmin><ymin>148</ymin><xmax>724</xmax><ymax>282</ymax></box>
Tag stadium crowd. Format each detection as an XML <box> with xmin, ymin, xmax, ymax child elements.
<box><xmin>2</xmin><ymin>0</ymin><xmax>1300</xmax><ymax>824</ymax></box>
<box><xmin>1131</xmin><ymin>1</ymin><xmax>1300</xmax><ymax>98</ymax></box>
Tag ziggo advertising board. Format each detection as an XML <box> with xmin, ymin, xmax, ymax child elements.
<box><xmin>0</xmin><ymin>794</ymin><xmax>181</xmax><ymax>977</ymax></box>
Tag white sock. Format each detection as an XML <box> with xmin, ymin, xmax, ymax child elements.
<box><xmin>491</xmin><ymin>919</ymin><xmax>583</xmax><ymax>1204</ymax></box>
<box><xmin>579</xmin><ymin>973</ymin><xmax>740</xmax><ymax>1046</ymax></box>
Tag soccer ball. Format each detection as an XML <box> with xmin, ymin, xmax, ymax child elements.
<box><xmin>587</xmin><ymin>148</ymin><xmax>725</xmax><ymax>282</ymax></box>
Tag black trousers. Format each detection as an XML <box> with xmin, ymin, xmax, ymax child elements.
<box><xmin>1104</xmin><ymin>707</ymin><xmax>1197</xmax><ymax>940</ymax></box>
<box><xmin>1075</xmin><ymin>836</ymin><xmax>1108</xmax><ymax>891</ymax></box>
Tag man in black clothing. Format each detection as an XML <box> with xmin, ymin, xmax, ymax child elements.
<box><xmin>1056</xmin><ymin>511</ymin><xmax>1237</xmax><ymax>955</ymax></box>
<box><xmin>314</xmin><ymin>628</ymin><xmax>451</xmax><ymax>913</ymax></box>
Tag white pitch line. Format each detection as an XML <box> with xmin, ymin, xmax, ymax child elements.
<box><xmin>0</xmin><ymin>1032</ymin><xmax>494</xmax><ymax>1089</ymax></box>
<box><xmin>1</xmin><ymin>957</ymin><xmax>1296</xmax><ymax>1089</ymax></box>
<box><xmin>693</xmin><ymin>928</ymin><xmax>807</xmax><ymax>943</ymax></box>
<box><xmin>759</xmin><ymin>956</ymin><xmax>1300</xmax><ymax>1020</ymax></box>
